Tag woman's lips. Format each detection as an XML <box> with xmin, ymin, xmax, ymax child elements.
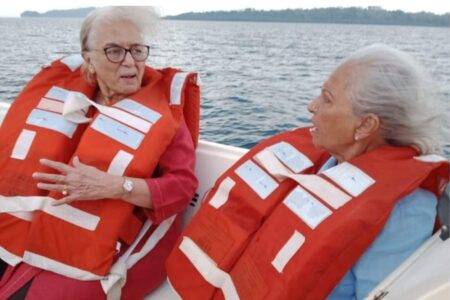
<box><xmin>120</xmin><ymin>74</ymin><xmax>136</xmax><ymax>79</ymax></box>
<box><xmin>120</xmin><ymin>74</ymin><xmax>137</xmax><ymax>84</ymax></box>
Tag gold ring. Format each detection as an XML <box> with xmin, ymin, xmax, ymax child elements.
<box><xmin>62</xmin><ymin>185</ymin><xmax>68</xmax><ymax>196</ymax></box>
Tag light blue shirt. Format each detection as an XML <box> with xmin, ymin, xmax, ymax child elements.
<box><xmin>319</xmin><ymin>158</ymin><xmax>438</xmax><ymax>300</ymax></box>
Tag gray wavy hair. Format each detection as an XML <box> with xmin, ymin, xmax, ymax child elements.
<box><xmin>79</xmin><ymin>6</ymin><xmax>158</xmax><ymax>84</ymax></box>
<box><xmin>80</xmin><ymin>6</ymin><xmax>159</xmax><ymax>52</ymax></box>
<box><xmin>342</xmin><ymin>44</ymin><xmax>444</xmax><ymax>155</ymax></box>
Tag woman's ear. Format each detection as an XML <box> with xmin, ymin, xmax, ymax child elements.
<box><xmin>81</xmin><ymin>51</ymin><xmax>90</xmax><ymax>63</ymax></box>
<box><xmin>354</xmin><ymin>113</ymin><xmax>380</xmax><ymax>141</ymax></box>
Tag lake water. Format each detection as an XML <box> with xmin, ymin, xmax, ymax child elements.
<box><xmin>0</xmin><ymin>18</ymin><xmax>449</xmax><ymax>154</ymax></box>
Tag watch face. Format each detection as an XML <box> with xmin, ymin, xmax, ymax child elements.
<box><xmin>124</xmin><ymin>179</ymin><xmax>133</xmax><ymax>192</ymax></box>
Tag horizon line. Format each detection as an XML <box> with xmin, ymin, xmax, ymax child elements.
<box><xmin>1</xmin><ymin>6</ymin><xmax>449</xmax><ymax>18</ymax></box>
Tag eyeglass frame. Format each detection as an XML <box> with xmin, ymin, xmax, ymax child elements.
<box><xmin>89</xmin><ymin>44</ymin><xmax>150</xmax><ymax>63</ymax></box>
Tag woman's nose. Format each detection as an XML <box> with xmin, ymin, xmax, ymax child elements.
<box><xmin>307</xmin><ymin>98</ymin><xmax>318</xmax><ymax>113</ymax></box>
<box><xmin>121</xmin><ymin>51</ymin><xmax>135</xmax><ymax>66</ymax></box>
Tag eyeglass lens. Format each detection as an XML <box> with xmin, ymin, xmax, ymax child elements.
<box><xmin>104</xmin><ymin>45</ymin><xmax>149</xmax><ymax>62</ymax></box>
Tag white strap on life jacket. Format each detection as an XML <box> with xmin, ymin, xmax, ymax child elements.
<box><xmin>178</xmin><ymin>236</ymin><xmax>240</xmax><ymax>300</ymax></box>
<box><xmin>101</xmin><ymin>215</ymin><xmax>177</xmax><ymax>299</ymax></box>
<box><xmin>254</xmin><ymin>149</ymin><xmax>353</xmax><ymax>209</ymax></box>
<box><xmin>209</xmin><ymin>177</ymin><xmax>236</xmax><ymax>209</ymax></box>
<box><xmin>62</xmin><ymin>92</ymin><xmax>153</xmax><ymax>134</ymax></box>
<box><xmin>0</xmin><ymin>195</ymin><xmax>100</xmax><ymax>266</ymax></box>
<box><xmin>107</xmin><ymin>150</ymin><xmax>134</xmax><ymax>176</ymax></box>
<box><xmin>23</xmin><ymin>250</ymin><xmax>104</xmax><ymax>280</ymax></box>
<box><xmin>271</xmin><ymin>231</ymin><xmax>305</xmax><ymax>273</ymax></box>
<box><xmin>170</xmin><ymin>72</ymin><xmax>190</xmax><ymax>105</ymax></box>
<box><xmin>0</xmin><ymin>246</ymin><xmax>22</xmax><ymax>266</ymax></box>
<box><xmin>10</xmin><ymin>129</ymin><xmax>36</xmax><ymax>160</ymax></box>
<box><xmin>0</xmin><ymin>195</ymin><xmax>100</xmax><ymax>231</ymax></box>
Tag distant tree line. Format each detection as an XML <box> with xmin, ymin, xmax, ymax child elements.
<box><xmin>21</xmin><ymin>7</ymin><xmax>95</xmax><ymax>18</ymax></box>
<box><xmin>20</xmin><ymin>6</ymin><xmax>449</xmax><ymax>27</ymax></box>
<box><xmin>166</xmin><ymin>7</ymin><xmax>450</xmax><ymax>27</ymax></box>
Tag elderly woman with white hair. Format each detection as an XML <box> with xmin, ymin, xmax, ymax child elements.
<box><xmin>0</xmin><ymin>6</ymin><xmax>198</xmax><ymax>299</ymax></box>
<box><xmin>165</xmin><ymin>44</ymin><xmax>448</xmax><ymax>299</ymax></box>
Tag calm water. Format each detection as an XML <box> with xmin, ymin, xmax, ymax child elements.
<box><xmin>0</xmin><ymin>18</ymin><xmax>449</xmax><ymax>154</ymax></box>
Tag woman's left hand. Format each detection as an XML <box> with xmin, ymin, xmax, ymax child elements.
<box><xmin>33</xmin><ymin>157</ymin><xmax>123</xmax><ymax>206</ymax></box>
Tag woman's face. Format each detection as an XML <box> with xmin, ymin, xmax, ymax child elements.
<box><xmin>88</xmin><ymin>20</ymin><xmax>146</xmax><ymax>100</ymax></box>
<box><xmin>307</xmin><ymin>64</ymin><xmax>361</xmax><ymax>154</ymax></box>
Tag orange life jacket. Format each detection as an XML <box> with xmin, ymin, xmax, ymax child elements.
<box><xmin>166</xmin><ymin>128</ymin><xmax>449</xmax><ymax>300</ymax></box>
<box><xmin>166</xmin><ymin>128</ymin><xmax>330</xmax><ymax>299</ymax></box>
<box><xmin>0</xmin><ymin>56</ymin><xmax>200</xmax><ymax>281</ymax></box>
<box><xmin>0</xmin><ymin>55</ymin><xmax>92</xmax><ymax>265</ymax></box>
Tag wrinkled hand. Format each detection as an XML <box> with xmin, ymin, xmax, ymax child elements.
<box><xmin>33</xmin><ymin>157</ymin><xmax>122</xmax><ymax>206</ymax></box>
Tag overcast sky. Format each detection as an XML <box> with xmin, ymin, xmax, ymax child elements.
<box><xmin>1</xmin><ymin>0</ymin><xmax>449</xmax><ymax>17</ymax></box>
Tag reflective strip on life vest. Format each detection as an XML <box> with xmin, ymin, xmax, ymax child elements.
<box><xmin>322</xmin><ymin>162</ymin><xmax>375</xmax><ymax>197</ymax></box>
<box><xmin>178</xmin><ymin>236</ymin><xmax>240</xmax><ymax>300</ymax></box>
<box><xmin>283</xmin><ymin>186</ymin><xmax>332</xmax><ymax>229</ymax></box>
<box><xmin>23</xmin><ymin>250</ymin><xmax>103</xmax><ymax>280</ymax></box>
<box><xmin>270</xmin><ymin>142</ymin><xmax>313</xmax><ymax>173</ymax></box>
<box><xmin>37</xmin><ymin>98</ymin><xmax>65</xmax><ymax>114</ymax></box>
<box><xmin>114</xmin><ymin>99</ymin><xmax>162</xmax><ymax>124</ymax></box>
<box><xmin>26</xmin><ymin>109</ymin><xmax>78</xmax><ymax>138</ymax></box>
<box><xmin>209</xmin><ymin>177</ymin><xmax>236</xmax><ymax>209</ymax></box>
<box><xmin>255</xmin><ymin>149</ymin><xmax>352</xmax><ymax>209</ymax></box>
<box><xmin>45</xmin><ymin>86</ymin><xmax>83</xmax><ymax>103</ymax></box>
<box><xmin>10</xmin><ymin>129</ymin><xmax>36</xmax><ymax>160</ymax></box>
<box><xmin>107</xmin><ymin>150</ymin><xmax>134</xmax><ymax>176</ymax></box>
<box><xmin>235</xmin><ymin>160</ymin><xmax>279</xmax><ymax>199</ymax></box>
<box><xmin>60</xmin><ymin>54</ymin><xmax>84</xmax><ymax>72</ymax></box>
<box><xmin>0</xmin><ymin>196</ymin><xmax>100</xmax><ymax>231</ymax></box>
<box><xmin>90</xmin><ymin>115</ymin><xmax>145</xmax><ymax>150</ymax></box>
<box><xmin>100</xmin><ymin>108</ymin><xmax>151</xmax><ymax>134</ymax></box>
<box><xmin>271</xmin><ymin>231</ymin><xmax>305</xmax><ymax>273</ymax></box>
<box><xmin>101</xmin><ymin>215</ymin><xmax>177</xmax><ymax>297</ymax></box>
<box><xmin>62</xmin><ymin>92</ymin><xmax>153</xmax><ymax>133</ymax></box>
<box><xmin>291</xmin><ymin>175</ymin><xmax>352</xmax><ymax>209</ymax></box>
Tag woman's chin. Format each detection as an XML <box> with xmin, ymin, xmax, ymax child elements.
<box><xmin>119</xmin><ymin>84</ymin><xmax>140</xmax><ymax>96</ymax></box>
<box><xmin>311</xmin><ymin>134</ymin><xmax>324</xmax><ymax>149</ymax></box>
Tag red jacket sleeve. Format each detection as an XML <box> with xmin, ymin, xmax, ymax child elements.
<box><xmin>145</xmin><ymin>120</ymin><xmax>198</xmax><ymax>223</ymax></box>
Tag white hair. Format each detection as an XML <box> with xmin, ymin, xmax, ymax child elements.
<box><xmin>341</xmin><ymin>44</ymin><xmax>444</xmax><ymax>155</ymax></box>
<box><xmin>80</xmin><ymin>6</ymin><xmax>159</xmax><ymax>52</ymax></box>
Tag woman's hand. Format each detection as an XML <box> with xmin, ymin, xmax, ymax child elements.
<box><xmin>33</xmin><ymin>157</ymin><xmax>123</xmax><ymax>206</ymax></box>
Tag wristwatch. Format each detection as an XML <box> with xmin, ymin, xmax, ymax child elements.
<box><xmin>122</xmin><ymin>178</ymin><xmax>134</xmax><ymax>195</ymax></box>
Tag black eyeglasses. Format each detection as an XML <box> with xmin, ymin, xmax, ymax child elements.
<box><xmin>96</xmin><ymin>44</ymin><xmax>150</xmax><ymax>63</ymax></box>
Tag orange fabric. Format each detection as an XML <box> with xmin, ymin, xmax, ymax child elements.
<box><xmin>24</xmin><ymin>66</ymin><xmax>199</xmax><ymax>277</ymax></box>
<box><xmin>0</xmin><ymin>57</ymin><xmax>200</xmax><ymax>279</ymax></box>
<box><xmin>166</xmin><ymin>128</ymin><xmax>330</xmax><ymax>299</ymax></box>
<box><xmin>166</xmin><ymin>128</ymin><xmax>449</xmax><ymax>300</ymax></box>
<box><xmin>0</xmin><ymin>59</ymin><xmax>94</xmax><ymax>261</ymax></box>
<box><xmin>216</xmin><ymin>146</ymin><xmax>449</xmax><ymax>300</ymax></box>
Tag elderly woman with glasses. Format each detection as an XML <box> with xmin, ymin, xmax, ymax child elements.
<box><xmin>0</xmin><ymin>6</ymin><xmax>198</xmax><ymax>300</ymax></box>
